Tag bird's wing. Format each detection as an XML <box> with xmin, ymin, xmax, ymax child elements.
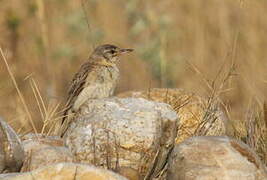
<box><xmin>60</xmin><ymin>61</ymin><xmax>96</xmax><ymax>136</ymax></box>
<box><xmin>65</xmin><ymin>62</ymin><xmax>94</xmax><ymax>111</ymax></box>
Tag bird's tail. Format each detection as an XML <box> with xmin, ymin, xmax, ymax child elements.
<box><xmin>53</xmin><ymin>105</ymin><xmax>73</xmax><ymax>137</ymax></box>
<box><xmin>60</xmin><ymin>111</ymin><xmax>75</xmax><ymax>137</ymax></box>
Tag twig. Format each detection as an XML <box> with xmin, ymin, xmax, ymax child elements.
<box><xmin>80</xmin><ymin>0</ymin><xmax>95</xmax><ymax>50</ymax></box>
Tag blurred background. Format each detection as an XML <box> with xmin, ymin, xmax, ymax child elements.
<box><xmin>0</xmin><ymin>0</ymin><xmax>267</xmax><ymax>134</ymax></box>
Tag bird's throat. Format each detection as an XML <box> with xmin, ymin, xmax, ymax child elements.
<box><xmin>91</xmin><ymin>59</ymin><xmax>115</xmax><ymax>67</ymax></box>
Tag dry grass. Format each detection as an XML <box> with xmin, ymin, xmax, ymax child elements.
<box><xmin>0</xmin><ymin>47</ymin><xmax>37</xmax><ymax>134</ymax></box>
<box><xmin>238</xmin><ymin>100</ymin><xmax>267</xmax><ymax>164</ymax></box>
<box><xmin>0</xmin><ymin>47</ymin><xmax>61</xmax><ymax>135</ymax></box>
<box><xmin>1</xmin><ymin>0</ymin><xmax>267</xmax><ymax>164</ymax></box>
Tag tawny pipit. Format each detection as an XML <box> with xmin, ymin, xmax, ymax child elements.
<box><xmin>60</xmin><ymin>44</ymin><xmax>133</xmax><ymax>136</ymax></box>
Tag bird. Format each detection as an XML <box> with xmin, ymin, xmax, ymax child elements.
<box><xmin>59</xmin><ymin>44</ymin><xmax>133</xmax><ymax>137</ymax></box>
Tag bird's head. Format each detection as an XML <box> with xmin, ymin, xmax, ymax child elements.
<box><xmin>90</xmin><ymin>44</ymin><xmax>133</xmax><ymax>66</ymax></box>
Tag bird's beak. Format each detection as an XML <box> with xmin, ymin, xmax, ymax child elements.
<box><xmin>118</xmin><ymin>48</ymin><xmax>134</xmax><ymax>55</ymax></box>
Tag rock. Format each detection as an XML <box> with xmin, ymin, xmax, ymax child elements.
<box><xmin>0</xmin><ymin>163</ymin><xmax>127</xmax><ymax>180</ymax></box>
<box><xmin>0</xmin><ymin>117</ymin><xmax>24</xmax><ymax>173</ymax></box>
<box><xmin>21</xmin><ymin>133</ymin><xmax>74</xmax><ymax>172</ymax></box>
<box><xmin>21</xmin><ymin>146</ymin><xmax>74</xmax><ymax>172</ymax></box>
<box><xmin>21</xmin><ymin>133</ymin><xmax>64</xmax><ymax>154</ymax></box>
<box><xmin>167</xmin><ymin>136</ymin><xmax>267</xmax><ymax>180</ymax></box>
<box><xmin>64</xmin><ymin>97</ymin><xmax>178</xmax><ymax>179</ymax></box>
<box><xmin>117</xmin><ymin>88</ymin><xmax>227</xmax><ymax>143</ymax></box>
<box><xmin>117</xmin><ymin>167</ymin><xmax>140</xmax><ymax>180</ymax></box>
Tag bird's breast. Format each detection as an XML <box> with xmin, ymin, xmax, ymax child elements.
<box><xmin>86</xmin><ymin>65</ymin><xmax>119</xmax><ymax>97</ymax></box>
<box><xmin>73</xmin><ymin>66</ymin><xmax>119</xmax><ymax>111</ymax></box>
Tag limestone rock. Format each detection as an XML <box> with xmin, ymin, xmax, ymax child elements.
<box><xmin>21</xmin><ymin>133</ymin><xmax>64</xmax><ymax>154</ymax></box>
<box><xmin>64</xmin><ymin>97</ymin><xmax>178</xmax><ymax>179</ymax></box>
<box><xmin>167</xmin><ymin>136</ymin><xmax>267</xmax><ymax>180</ymax></box>
<box><xmin>0</xmin><ymin>163</ymin><xmax>127</xmax><ymax>180</ymax></box>
<box><xmin>117</xmin><ymin>167</ymin><xmax>140</xmax><ymax>180</ymax></box>
<box><xmin>0</xmin><ymin>117</ymin><xmax>24</xmax><ymax>173</ymax></box>
<box><xmin>117</xmin><ymin>88</ymin><xmax>227</xmax><ymax>143</ymax></box>
<box><xmin>21</xmin><ymin>133</ymin><xmax>74</xmax><ymax>172</ymax></box>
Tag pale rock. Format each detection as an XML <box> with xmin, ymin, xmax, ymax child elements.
<box><xmin>117</xmin><ymin>88</ymin><xmax>227</xmax><ymax>144</ymax></box>
<box><xmin>21</xmin><ymin>133</ymin><xmax>74</xmax><ymax>172</ymax></box>
<box><xmin>0</xmin><ymin>163</ymin><xmax>127</xmax><ymax>180</ymax></box>
<box><xmin>21</xmin><ymin>133</ymin><xmax>63</xmax><ymax>153</ymax></box>
<box><xmin>64</xmin><ymin>97</ymin><xmax>178</xmax><ymax>179</ymax></box>
<box><xmin>167</xmin><ymin>136</ymin><xmax>267</xmax><ymax>180</ymax></box>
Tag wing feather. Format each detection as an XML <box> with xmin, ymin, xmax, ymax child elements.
<box><xmin>63</xmin><ymin>62</ymin><xmax>94</xmax><ymax>116</ymax></box>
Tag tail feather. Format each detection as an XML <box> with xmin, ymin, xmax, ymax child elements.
<box><xmin>53</xmin><ymin>104</ymin><xmax>73</xmax><ymax>137</ymax></box>
<box><xmin>59</xmin><ymin>106</ymin><xmax>74</xmax><ymax>137</ymax></box>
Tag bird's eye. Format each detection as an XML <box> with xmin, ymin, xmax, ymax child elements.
<box><xmin>110</xmin><ymin>50</ymin><xmax>116</xmax><ymax>54</ymax></box>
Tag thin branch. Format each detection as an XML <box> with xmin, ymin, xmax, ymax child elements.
<box><xmin>80</xmin><ymin>0</ymin><xmax>95</xmax><ymax>50</ymax></box>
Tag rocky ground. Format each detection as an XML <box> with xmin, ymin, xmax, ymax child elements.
<box><xmin>0</xmin><ymin>88</ymin><xmax>266</xmax><ymax>180</ymax></box>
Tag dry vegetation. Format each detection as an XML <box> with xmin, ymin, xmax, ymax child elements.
<box><xmin>0</xmin><ymin>0</ymin><xmax>267</xmax><ymax>163</ymax></box>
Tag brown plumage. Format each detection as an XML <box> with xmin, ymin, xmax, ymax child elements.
<box><xmin>60</xmin><ymin>44</ymin><xmax>133</xmax><ymax>136</ymax></box>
